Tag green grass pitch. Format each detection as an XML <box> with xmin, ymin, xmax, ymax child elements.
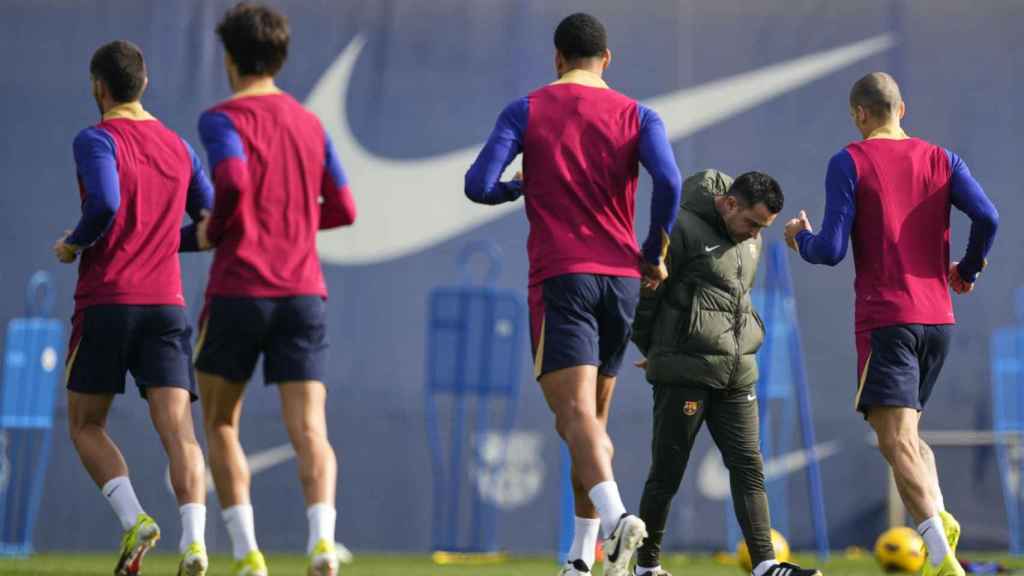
<box><xmin>2</xmin><ymin>553</ymin><xmax>1023</xmax><ymax>576</ymax></box>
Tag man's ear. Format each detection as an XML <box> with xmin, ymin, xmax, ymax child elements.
<box><xmin>726</xmin><ymin>195</ymin><xmax>739</xmax><ymax>210</ymax></box>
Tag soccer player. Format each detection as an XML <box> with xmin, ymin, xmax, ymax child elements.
<box><xmin>784</xmin><ymin>72</ymin><xmax>998</xmax><ymax>576</ymax></box>
<box><xmin>192</xmin><ymin>3</ymin><xmax>356</xmax><ymax>576</ymax></box>
<box><xmin>631</xmin><ymin>170</ymin><xmax>821</xmax><ymax>576</ymax></box>
<box><xmin>55</xmin><ymin>40</ymin><xmax>212</xmax><ymax>576</ymax></box>
<box><xmin>465</xmin><ymin>13</ymin><xmax>682</xmax><ymax>576</ymax></box>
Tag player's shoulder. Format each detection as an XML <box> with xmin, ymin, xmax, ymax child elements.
<box><xmin>198</xmin><ymin>106</ymin><xmax>239</xmax><ymax>141</ymax></box>
<box><xmin>829</xmin><ymin>146</ymin><xmax>855</xmax><ymax>163</ymax></box>
<box><xmin>290</xmin><ymin>94</ymin><xmax>329</xmax><ymax>131</ymax></box>
<box><xmin>606</xmin><ymin>86</ymin><xmax>637</xmax><ymax>104</ymax></box>
<box><xmin>74</xmin><ymin>125</ymin><xmax>110</xmax><ymax>144</ymax></box>
<box><xmin>498</xmin><ymin>95</ymin><xmax>530</xmax><ymax>120</ymax></box>
<box><xmin>885</xmin><ymin>137</ymin><xmax>952</xmax><ymax>169</ymax></box>
<box><xmin>72</xmin><ymin>125</ymin><xmax>116</xmax><ymax>157</ymax></box>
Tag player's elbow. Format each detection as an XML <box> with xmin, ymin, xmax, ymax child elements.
<box><xmin>464</xmin><ymin>169</ymin><xmax>489</xmax><ymax>204</ymax></box>
<box><xmin>820</xmin><ymin>252</ymin><xmax>844</xmax><ymax>266</ymax></box>
<box><xmin>655</xmin><ymin>169</ymin><xmax>683</xmax><ymax>204</ymax></box>
<box><xmin>93</xmin><ymin>199</ymin><xmax>120</xmax><ymax>227</ymax></box>
<box><xmin>803</xmin><ymin>248</ymin><xmax>843</xmax><ymax>267</ymax></box>
<box><xmin>980</xmin><ymin>206</ymin><xmax>1000</xmax><ymax>234</ymax></box>
<box><xmin>802</xmin><ymin>238</ymin><xmax>846</xmax><ymax>267</ymax></box>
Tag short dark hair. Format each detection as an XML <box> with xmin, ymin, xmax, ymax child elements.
<box><xmin>554</xmin><ymin>13</ymin><xmax>607</xmax><ymax>61</ymax></box>
<box><xmin>90</xmin><ymin>41</ymin><xmax>147</xmax><ymax>103</ymax></box>
<box><xmin>849</xmin><ymin>72</ymin><xmax>902</xmax><ymax>120</ymax></box>
<box><xmin>728</xmin><ymin>172</ymin><xmax>784</xmax><ymax>214</ymax></box>
<box><xmin>216</xmin><ymin>2</ymin><xmax>290</xmax><ymax>77</ymax></box>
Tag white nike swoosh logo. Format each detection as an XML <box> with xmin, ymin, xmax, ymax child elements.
<box><xmin>165</xmin><ymin>443</ymin><xmax>296</xmax><ymax>495</ymax></box>
<box><xmin>705</xmin><ymin>245</ymin><xmax>721</xmax><ymax>253</ymax></box>
<box><xmin>205</xmin><ymin>444</ymin><xmax>296</xmax><ymax>493</ymax></box>
<box><xmin>746</xmin><ymin>393</ymin><xmax>757</xmax><ymax>401</ymax></box>
<box><xmin>697</xmin><ymin>441</ymin><xmax>840</xmax><ymax>501</ymax></box>
<box><xmin>307</xmin><ymin>34</ymin><xmax>895</xmax><ymax>265</ymax></box>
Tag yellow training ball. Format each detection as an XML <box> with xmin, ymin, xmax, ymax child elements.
<box><xmin>737</xmin><ymin>529</ymin><xmax>791</xmax><ymax>572</ymax></box>
<box><xmin>874</xmin><ymin>526</ymin><xmax>926</xmax><ymax>573</ymax></box>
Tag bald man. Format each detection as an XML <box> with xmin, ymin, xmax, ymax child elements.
<box><xmin>783</xmin><ymin>72</ymin><xmax>998</xmax><ymax>576</ymax></box>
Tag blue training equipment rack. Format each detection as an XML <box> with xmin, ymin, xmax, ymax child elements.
<box><xmin>992</xmin><ymin>287</ymin><xmax>1024</xmax><ymax>555</ymax></box>
<box><xmin>424</xmin><ymin>241</ymin><xmax>526</xmax><ymax>555</ymax></box>
<box><xmin>0</xmin><ymin>271</ymin><xmax>63</xmax><ymax>556</ymax></box>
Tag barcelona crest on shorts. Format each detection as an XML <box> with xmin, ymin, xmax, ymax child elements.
<box><xmin>683</xmin><ymin>400</ymin><xmax>699</xmax><ymax>416</ymax></box>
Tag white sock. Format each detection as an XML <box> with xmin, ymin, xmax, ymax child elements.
<box><xmin>918</xmin><ymin>515</ymin><xmax>952</xmax><ymax>566</ymax></box>
<box><xmin>636</xmin><ymin>565</ymin><xmax>662</xmax><ymax>576</ymax></box>
<box><xmin>306</xmin><ymin>503</ymin><xmax>337</xmax><ymax>554</ymax></box>
<box><xmin>101</xmin><ymin>476</ymin><xmax>145</xmax><ymax>531</ymax></box>
<box><xmin>179</xmin><ymin>503</ymin><xmax>206</xmax><ymax>552</ymax></box>
<box><xmin>587</xmin><ymin>481</ymin><xmax>627</xmax><ymax>538</ymax></box>
<box><xmin>569</xmin><ymin>516</ymin><xmax>600</xmax><ymax>568</ymax></box>
<box><xmin>223</xmin><ymin>504</ymin><xmax>259</xmax><ymax>560</ymax></box>
<box><xmin>753</xmin><ymin>559</ymin><xmax>779</xmax><ymax>576</ymax></box>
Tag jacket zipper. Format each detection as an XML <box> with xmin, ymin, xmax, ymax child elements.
<box><xmin>729</xmin><ymin>246</ymin><xmax>743</xmax><ymax>387</ymax></box>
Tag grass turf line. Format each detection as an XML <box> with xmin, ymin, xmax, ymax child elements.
<box><xmin>1</xmin><ymin>553</ymin><xmax>1023</xmax><ymax>575</ymax></box>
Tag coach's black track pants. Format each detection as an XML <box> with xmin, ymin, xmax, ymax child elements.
<box><xmin>636</xmin><ymin>384</ymin><xmax>774</xmax><ymax>569</ymax></box>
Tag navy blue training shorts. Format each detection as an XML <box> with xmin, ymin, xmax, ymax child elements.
<box><xmin>66</xmin><ymin>305</ymin><xmax>196</xmax><ymax>399</ymax></box>
<box><xmin>194</xmin><ymin>296</ymin><xmax>327</xmax><ymax>385</ymax></box>
<box><xmin>528</xmin><ymin>274</ymin><xmax>640</xmax><ymax>380</ymax></box>
<box><xmin>855</xmin><ymin>324</ymin><xmax>952</xmax><ymax>416</ymax></box>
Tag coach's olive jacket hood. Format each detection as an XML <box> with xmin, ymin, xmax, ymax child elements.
<box><xmin>632</xmin><ymin>169</ymin><xmax>765</xmax><ymax>390</ymax></box>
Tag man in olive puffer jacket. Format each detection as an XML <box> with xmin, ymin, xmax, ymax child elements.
<box><xmin>631</xmin><ymin>170</ymin><xmax>821</xmax><ymax>576</ymax></box>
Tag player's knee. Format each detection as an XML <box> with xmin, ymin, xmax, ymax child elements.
<box><xmin>918</xmin><ymin>441</ymin><xmax>934</xmax><ymax>461</ymax></box>
<box><xmin>287</xmin><ymin>421</ymin><xmax>332</xmax><ymax>460</ymax></box>
<box><xmin>67</xmin><ymin>422</ymin><xmax>87</xmax><ymax>447</ymax></box>
<box><xmin>202</xmin><ymin>407</ymin><xmax>236</xmax><ymax>433</ymax></box>
<box><xmin>67</xmin><ymin>417</ymin><xmax>101</xmax><ymax>446</ymax></box>
<box><xmin>877</xmin><ymin>430</ymin><xmax>917</xmax><ymax>461</ymax></box>
<box><xmin>161</xmin><ymin>424</ymin><xmax>200</xmax><ymax>449</ymax></box>
<box><xmin>296</xmin><ymin>445</ymin><xmax>335</xmax><ymax>483</ymax></box>
<box><xmin>553</xmin><ymin>403</ymin><xmax>595</xmax><ymax>440</ymax></box>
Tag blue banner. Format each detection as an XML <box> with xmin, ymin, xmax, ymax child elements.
<box><xmin>0</xmin><ymin>0</ymin><xmax>1018</xmax><ymax>553</ymax></box>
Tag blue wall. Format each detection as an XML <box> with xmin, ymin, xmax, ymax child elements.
<box><xmin>0</xmin><ymin>0</ymin><xmax>1020</xmax><ymax>553</ymax></box>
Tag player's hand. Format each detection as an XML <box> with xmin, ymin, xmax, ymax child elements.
<box><xmin>641</xmin><ymin>260</ymin><xmax>668</xmax><ymax>291</ymax></box>
<box><xmin>783</xmin><ymin>210</ymin><xmax>813</xmax><ymax>252</ymax></box>
<box><xmin>53</xmin><ymin>230</ymin><xmax>79</xmax><ymax>263</ymax></box>
<box><xmin>196</xmin><ymin>210</ymin><xmax>213</xmax><ymax>251</ymax></box>
<box><xmin>511</xmin><ymin>170</ymin><xmax>525</xmax><ymax>198</ymax></box>
<box><xmin>634</xmin><ymin>357</ymin><xmax>648</xmax><ymax>370</ymax></box>
<box><xmin>949</xmin><ymin>261</ymin><xmax>976</xmax><ymax>295</ymax></box>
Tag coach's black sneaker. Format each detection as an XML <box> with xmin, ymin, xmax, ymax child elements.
<box><xmin>759</xmin><ymin>562</ymin><xmax>822</xmax><ymax>576</ymax></box>
<box><xmin>635</xmin><ymin>567</ymin><xmax>672</xmax><ymax>576</ymax></box>
<box><xmin>558</xmin><ymin>558</ymin><xmax>591</xmax><ymax>575</ymax></box>
<box><xmin>602</xmin><ymin>514</ymin><xmax>648</xmax><ymax>576</ymax></box>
